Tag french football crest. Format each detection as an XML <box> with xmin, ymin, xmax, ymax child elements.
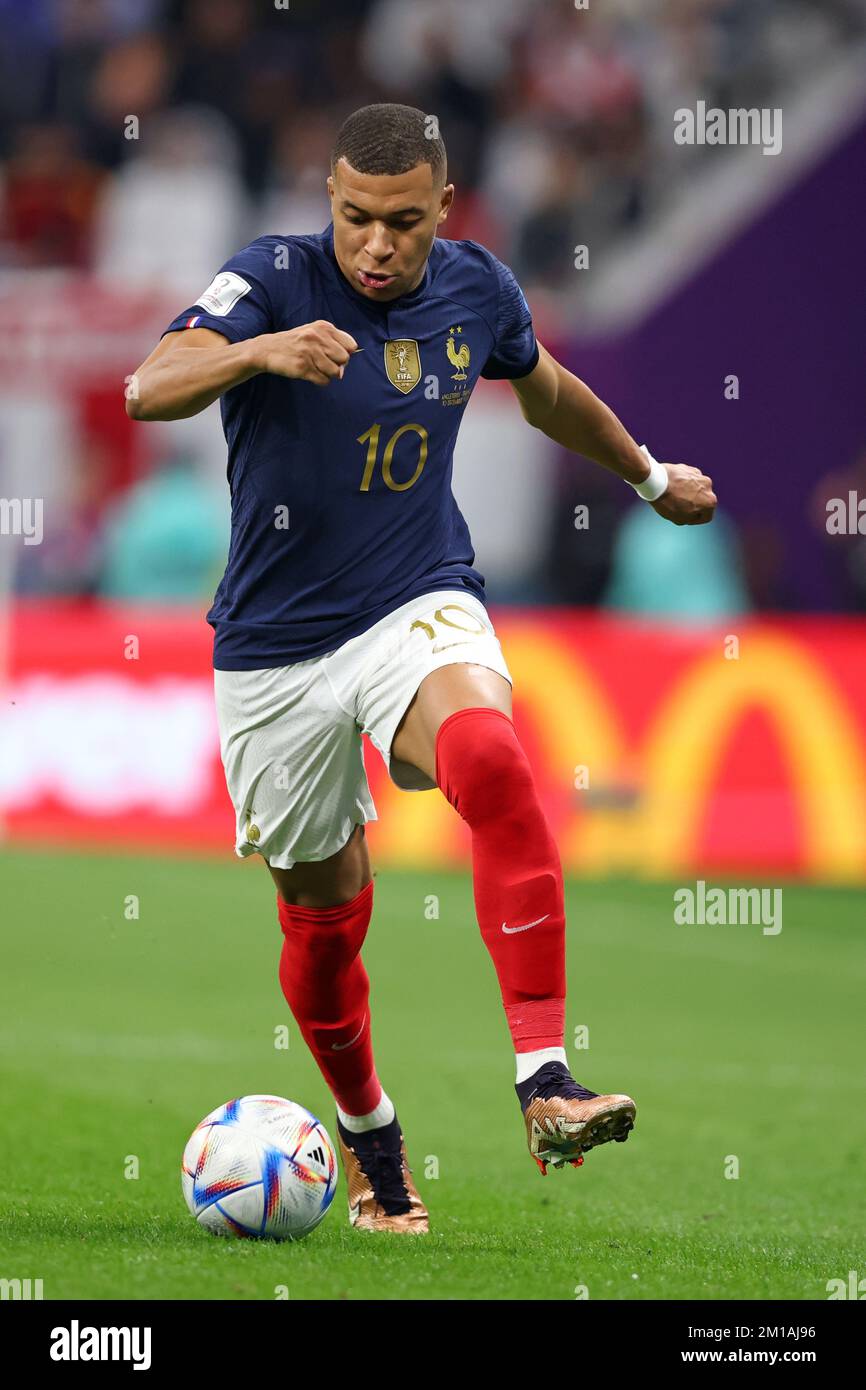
<box><xmin>385</xmin><ymin>339</ymin><xmax>421</xmax><ymax>394</ymax></box>
<box><xmin>446</xmin><ymin>325</ymin><xmax>470</xmax><ymax>380</ymax></box>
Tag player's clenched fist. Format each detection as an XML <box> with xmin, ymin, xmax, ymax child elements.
<box><xmin>651</xmin><ymin>464</ymin><xmax>717</xmax><ymax>525</ymax></box>
<box><xmin>256</xmin><ymin>321</ymin><xmax>359</xmax><ymax>386</ymax></box>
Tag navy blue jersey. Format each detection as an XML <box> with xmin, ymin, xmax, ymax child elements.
<box><xmin>162</xmin><ymin>224</ymin><xmax>539</xmax><ymax>669</ymax></box>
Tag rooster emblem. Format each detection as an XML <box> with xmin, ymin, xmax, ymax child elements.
<box><xmin>446</xmin><ymin>325</ymin><xmax>470</xmax><ymax>380</ymax></box>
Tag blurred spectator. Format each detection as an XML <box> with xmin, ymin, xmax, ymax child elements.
<box><xmin>359</xmin><ymin>0</ymin><xmax>526</xmax><ymax>95</ymax></box>
<box><xmin>12</xmin><ymin>434</ymin><xmax>113</xmax><ymax>597</ymax></box>
<box><xmin>92</xmin><ymin>106</ymin><xmax>248</xmax><ymax>292</ymax></box>
<box><xmin>0</xmin><ymin>0</ymin><xmax>56</xmax><ymax>135</ymax></box>
<box><xmin>0</xmin><ymin>123</ymin><xmax>103</xmax><ymax>268</ymax></box>
<box><xmin>99</xmin><ymin>456</ymin><xmax>230</xmax><ymax>603</ymax></box>
<box><xmin>519</xmin><ymin>1</ymin><xmax>643</xmax><ymax>127</ymax></box>
<box><xmin>512</xmin><ymin>137</ymin><xmax>590</xmax><ymax>290</ymax></box>
<box><xmin>808</xmin><ymin>446</ymin><xmax>866</xmax><ymax>612</ymax></box>
<box><xmin>256</xmin><ymin>110</ymin><xmax>334</xmax><ymax>240</ymax></box>
<box><xmin>543</xmin><ymin>451</ymin><xmax>630</xmax><ymax>604</ymax></box>
<box><xmin>476</xmin><ymin>117</ymin><xmax>563</xmax><ymax>249</ymax></box>
<box><xmin>603</xmin><ymin>503</ymin><xmax>751</xmax><ymax>621</ymax></box>
<box><xmin>83</xmin><ymin>32</ymin><xmax>174</xmax><ymax>168</ymax></box>
<box><xmin>170</xmin><ymin>0</ymin><xmax>273</xmax><ymax>192</ymax></box>
<box><xmin>737</xmin><ymin>520</ymin><xmax>791</xmax><ymax>611</ymax></box>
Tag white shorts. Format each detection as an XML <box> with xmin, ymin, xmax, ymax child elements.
<box><xmin>213</xmin><ymin>588</ymin><xmax>512</xmax><ymax>869</ymax></box>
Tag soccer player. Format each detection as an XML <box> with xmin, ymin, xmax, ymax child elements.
<box><xmin>127</xmin><ymin>103</ymin><xmax>716</xmax><ymax>1233</ymax></box>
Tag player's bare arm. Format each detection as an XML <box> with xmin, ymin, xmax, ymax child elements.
<box><xmin>509</xmin><ymin>342</ymin><xmax>717</xmax><ymax>526</ymax></box>
<box><xmin>126</xmin><ymin>320</ymin><xmax>359</xmax><ymax>421</ymax></box>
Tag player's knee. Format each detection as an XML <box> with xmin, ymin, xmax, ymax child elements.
<box><xmin>270</xmin><ymin>826</ymin><xmax>371</xmax><ymax>907</ymax></box>
<box><xmin>438</xmin><ymin>709</ymin><xmax>536</xmax><ymax>825</ymax></box>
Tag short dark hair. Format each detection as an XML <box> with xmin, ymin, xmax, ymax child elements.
<box><xmin>331</xmin><ymin>103</ymin><xmax>446</xmax><ymax>185</ymax></box>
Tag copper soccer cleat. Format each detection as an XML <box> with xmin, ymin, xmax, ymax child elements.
<box><xmin>516</xmin><ymin>1063</ymin><xmax>636</xmax><ymax>1174</ymax></box>
<box><xmin>336</xmin><ymin>1114</ymin><xmax>429</xmax><ymax>1233</ymax></box>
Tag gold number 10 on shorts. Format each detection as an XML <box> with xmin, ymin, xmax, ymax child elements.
<box><xmin>408</xmin><ymin>603</ymin><xmax>487</xmax><ymax>640</ymax></box>
<box><xmin>357</xmin><ymin>423</ymin><xmax>429</xmax><ymax>492</ymax></box>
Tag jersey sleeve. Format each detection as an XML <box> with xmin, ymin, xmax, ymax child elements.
<box><xmin>479</xmin><ymin>254</ymin><xmax>540</xmax><ymax>381</ymax></box>
<box><xmin>161</xmin><ymin>238</ymin><xmax>277</xmax><ymax>343</ymax></box>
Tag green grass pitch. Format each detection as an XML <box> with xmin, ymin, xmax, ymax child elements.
<box><xmin>0</xmin><ymin>847</ymin><xmax>863</xmax><ymax>1301</ymax></box>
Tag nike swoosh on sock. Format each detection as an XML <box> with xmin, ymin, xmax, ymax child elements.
<box><xmin>501</xmin><ymin>914</ymin><xmax>550</xmax><ymax>935</ymax></box>
<box><xmin>331</xmin><ymin>1015</ymin><xmax>367</xmax><ymax>1050</ymax></box>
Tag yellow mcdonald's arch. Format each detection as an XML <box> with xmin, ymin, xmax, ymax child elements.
<box><xmin>636</xmin><ymin>631</ymin><xmax>866</xmax><ymax>880</ymax></box>
<box><xmin>367</xmin><ymin>620</ymin><xmax>628</xmax><ymax>871</ymax></box>
<box><xmin>366</xmin><ymin>622</ymin><xmax>866</xmax><ymax>882</ymax></box>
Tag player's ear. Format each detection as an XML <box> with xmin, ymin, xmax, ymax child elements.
<box><xmin>326</xmin><ymin>173</ymin><xmax>335</xmax><ymax>201</ymax></box>
<box><xmin>437</xmin><ymin>183</ymin><xmax>455</xmax><ymax>226</ymax></box>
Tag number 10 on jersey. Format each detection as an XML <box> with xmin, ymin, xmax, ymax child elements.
<box><xmin>357</xmin><ymin>423</ymin><xmax>429</xmax><ymax>492</ymax></box>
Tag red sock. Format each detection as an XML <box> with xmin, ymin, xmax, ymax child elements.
<box><xmin>435</xmin><ymin>707</ymin><xmax>566</xmax><ymax>1053</ymax></box>
<box><xmin>277</xmin><ymin>879</ymin><xmax>382</xmax><ymax>1116</ymax></box>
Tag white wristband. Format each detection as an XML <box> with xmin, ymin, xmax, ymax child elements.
<box><xmin>631</xmin><ymin>445</ymin><xmax>668</xmax><ymax>502</ymax></box>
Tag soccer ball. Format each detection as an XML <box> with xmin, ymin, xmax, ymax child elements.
<box><xmin>182</xmin><ymin>1094</ymin><xmax>338</xmax><ymax>1240</ymax></box>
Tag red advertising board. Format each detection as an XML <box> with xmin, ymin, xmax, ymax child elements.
<box><xmin>3</xmin><ymin>601</ymin><xmax>866</xmax><ymax>881</ymax></box>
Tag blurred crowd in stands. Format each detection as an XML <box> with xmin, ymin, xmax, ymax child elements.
<box><xmin>3</xmin><ymin>0</ymin><xmax>862</xmax><ymax>286</ymax></box>
<box><xmin>1</xmin><ymin>0</ymin><xmax>864</xmax><ymax>614</ymax></box>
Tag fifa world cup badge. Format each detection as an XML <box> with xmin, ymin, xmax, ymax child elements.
<box><xmin>384</xmin><ymin>339</ymin><xmax>422</xmax><ymax>394</ymax></box>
